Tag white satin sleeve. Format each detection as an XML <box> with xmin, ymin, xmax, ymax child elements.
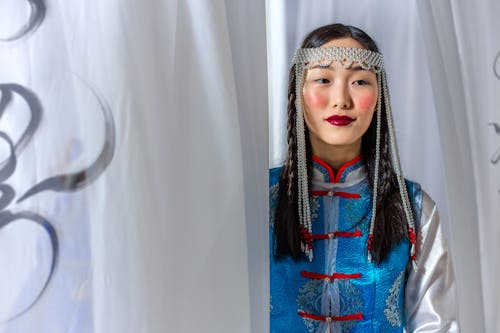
<box><xmin>404</xmin><ymin>191</ymin><xmax>460</xmax><ymax>332</ymax></box>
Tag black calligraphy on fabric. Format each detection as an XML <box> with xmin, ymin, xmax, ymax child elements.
<box><xmin>0</xmin><ymin>0</ymin><xmax>116</xmax><ymax>322</ymax></box>
<box><xmin>494</xmin><ymin>52</ymin><xmax>500</xmax><ymax>80</ymax></box>
<box><xmin>489</xmin><ymin>120</ymin><xmax>500</xmax><ymax>195</ymax></box>
<box><xmin>490</xmin><ymin>122</ymin><xmax>500</xmax><ymax>165</ymax></box>
<box><xmin>0</xmin><ymin>0</ymin><xmax>46</xmax><ymax>42</ymax></box>
<box><xmin>492</xmin><ymin>51</ymin><xmax>500</xmax><ymax>194</ymax></box>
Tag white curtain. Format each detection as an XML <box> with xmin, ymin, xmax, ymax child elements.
<box><xmin>418</xmin><ymin>1</ymin><xmax>500</xmax><ymax>332</ymax></box>
<box><xmin>268</xmin><ymin>0</ymin><xmax>495</xmax><ymax>332</ymax></box>
<box><xmin>0</xmin><ymin>0</ymin><xmax>268</xmax><ymax>332</ymax></box>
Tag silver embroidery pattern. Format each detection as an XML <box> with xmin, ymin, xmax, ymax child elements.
<box><xmin>309</xmin><ymin>196</ymin><xmax>320</xmax><ymax>222</ymax></box>
<box><xmin>301</xmin><ymin>317</ymin><xmax>318</xmax><ymax>333</ymax></box>
<box><xmin>338</xmin><ymin>280</ymin><xmax>364</xmax><ymax>332</ymax></box>
<box><xmin>384</xmin><ymin>271</ymin><xmax>404</xmax><ymax>327</ymax></box>
<box><xmin>296</xmin><ymin>280</ymin><xmax>322</xmax><ymax>333</ymax></box>
<box><xmin>342</xmin><ymin>186</ymin><xmax>370</xmax><ymax>229</ymax></box>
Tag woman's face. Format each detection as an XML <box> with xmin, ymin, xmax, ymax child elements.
<box><xmin>302</xmin><ymin>38</ymin><xmax>378</xmax><ymax>154</ymax></box>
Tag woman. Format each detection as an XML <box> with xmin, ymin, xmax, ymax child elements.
<box><xmin>269</xmin><ymin>24</ymin><xmax>459</xmax><ymax>332</ymax></box>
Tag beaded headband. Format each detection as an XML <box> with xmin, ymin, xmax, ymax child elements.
<box><xmin>291</xmin><ymin>46</ymin><xmax>416</xmax><ymax>262</ymax></box>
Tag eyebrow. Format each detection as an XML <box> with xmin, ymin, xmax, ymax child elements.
<box><xmin>350</xmin><ymin>65</ymin><xmax>365</xmax><ymax>71</ymax></box>
<box><xmin>309</xmin><ymin>64</ymin><xmax>367</xmax><ymax>71</ymax></box>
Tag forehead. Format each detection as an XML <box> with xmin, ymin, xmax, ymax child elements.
<box><xmin>320</xmin><ymin>38</ymin><xmax>366</xmax><ymax>49</ymax></box>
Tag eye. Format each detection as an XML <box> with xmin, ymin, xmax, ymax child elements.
<box><xmin>353</xmin><ymin>79</ymin><xmax>369</xmax><ymax>85</ymax></box>
<box><xmin>315</xmin><ymin>78</ymin><xmax>330</xmax><ymax>84</ymax></box>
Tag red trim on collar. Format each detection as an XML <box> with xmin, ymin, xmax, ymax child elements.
<box><xmin>312</xmin><ymin>156</ymin><xmax>334</xmax><ymax>182</ymax></box>
<box><xmin>312</xmin><ymin>155</ymin><xmax>363</xmax><ymax>183</ymax></box>
<box><xmin>335</xmin><ymin>155</ymin><xmax>362</xmax><ymax>183</ymax></box>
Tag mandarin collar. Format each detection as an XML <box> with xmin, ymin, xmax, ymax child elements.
<box><xmin>312</xmin><ymin>155</ymin><xmax>365</xmax><ymax>184</ymax></box>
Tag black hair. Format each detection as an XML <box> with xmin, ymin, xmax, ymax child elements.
<box><xmin>273</xmin><ymin>23</ymin><xmax>408</xmax><ymax>264</ymax></box>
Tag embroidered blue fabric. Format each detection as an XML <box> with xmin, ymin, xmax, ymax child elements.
<box><xmin>270</xmin><ymin>160</ymin><xmax>422</xmax><ymax>333</ymax></box>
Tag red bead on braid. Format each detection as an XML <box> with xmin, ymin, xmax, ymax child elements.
<box><xmin>367</xmin><ymin>234</ymin><xmax>373</xmax><ymax>251</ymax></box>
<box><xmin>408</xmin><ymin>227</ymin><xmax>416</xmax><ymax>244</ymax></box>
<box><xmin>299</xmin><ymin>225</ymin><xmax>314</xmax><ymax>251</ymax></box>
<box><xmin>408</xmin><ymin>227</ymin><xmax>417</xmax><ymax>260</ymax></box>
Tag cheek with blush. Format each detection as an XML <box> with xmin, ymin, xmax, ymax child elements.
<box><xmin>358</xmin><ymin>93</ymin><xmax>377</xmax><ymax>110</ymax></box>
<box><xmin>303</xmin><ymin>89</ymin><xmax>328</xmax><ymax>110</ymax></box>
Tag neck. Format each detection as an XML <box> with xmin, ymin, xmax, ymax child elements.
<box><xmin>310</xmin><ymin>136</ymin><xmax>361</xmax><ymax>172</ymax></box>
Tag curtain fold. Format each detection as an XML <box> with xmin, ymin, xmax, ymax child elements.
<box><xmin>224</xmin><ymin>1</ymin><xmax>269</xmax><ymax>331</ymax></box>
<box><xmin>417</xmin><ymin>1</ymin><xmax>500</xmax><ymax>332</ymax></box>
<box><xmin>416</xmin><ymin>3</ymin><xmax>485</xmax><ymax>332</ymax></box>
<box><xmin>0</xmin><ymin>0</ymin><xmax>268</xmax><ymax>332</ymax></box>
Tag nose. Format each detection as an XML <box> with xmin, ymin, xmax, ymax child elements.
<box><xmin>332</xmin><ymin>84</ymin><xmax>351</xmax><ymax>109</ymax></box>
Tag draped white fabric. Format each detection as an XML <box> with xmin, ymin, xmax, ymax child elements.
<box><xmin>0</xmin><ymin>1</ymin><xmax>268</xmax><ymax>332</ymax></box>
<box><xmin>268</xmin><ymin>0</ymin><xmax>496</xmax><ymax>332</ymax></box>
<box><xmin>417</xmin><ymin>1</ymin><xmax>500</xmax><ymax>332</ymax></box>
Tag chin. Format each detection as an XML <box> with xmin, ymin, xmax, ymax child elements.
<box><xmin>320</xmin><ymin>137</ymin><xmax>360</xmax><ymax>148</ymax></box>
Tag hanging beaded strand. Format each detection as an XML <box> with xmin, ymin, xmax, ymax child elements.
<box><xmin>291</xmin><ymin>46</ymin><xmax>416</xmax><ymax>262</ymax></box>
<box><xmin>294</xmin><ymin>61</ymin><xmax>313</xmax><ymax>260</ymax></box>
<box><xmin>367</xmin><ymin>73</ymin><xmax>383</xmax><ymax>262</ymax></box>
<box><xmin>381</xmin><ymin>71</ymin><xmax>417</xmax><ymax>260</ymax></box>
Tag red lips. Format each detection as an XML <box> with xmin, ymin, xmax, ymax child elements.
<box><xmin>325</xmin><ymin>115</ymin><xmax>354</xmax><ymax>126</ymax></box>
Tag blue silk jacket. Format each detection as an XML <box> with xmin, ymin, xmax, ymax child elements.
<box><xmin>269</xmin><ymin>156</ymin><xmax>458</xmax><ymax>333</ymax></box>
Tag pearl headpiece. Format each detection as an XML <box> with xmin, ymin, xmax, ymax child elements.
<box><xmin>291</xmin><ymin>46</ymin><xmax>416</xmax><ymax>262</ymax></box>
